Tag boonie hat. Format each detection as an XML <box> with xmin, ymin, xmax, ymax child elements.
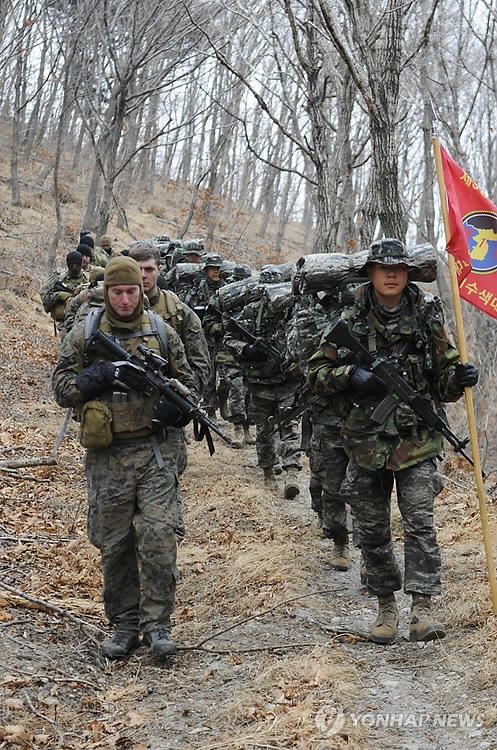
<box><xmin>360</xmin><ymin>238</ymin><xmax>416</xmax><ymax>274</ymax></box>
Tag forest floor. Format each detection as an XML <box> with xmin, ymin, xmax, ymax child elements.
<box><xmin>0</xmin><ymin>167</ymin><xmax>496</xmax><ymax>750</ymax></box>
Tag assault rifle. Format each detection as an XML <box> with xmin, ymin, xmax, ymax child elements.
<box><xmin>54</xmin><ymin>280</ymin><xmax>75</xmax><ymax>295</ymax></box>
<box><xmin>89</xmin><ymin>328</ymin><xmax>233</xmax><ymax>455</ymax></box>
<box><xmin>325</xmin><ymin>318</ymin><xmax>477</xmax><ymax>471</ymax></box>
<box><xmin>207</xmin><ymin>305</ymin><xmax>281</xmax><ymax>365</ymax></box>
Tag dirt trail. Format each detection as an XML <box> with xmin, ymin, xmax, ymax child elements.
<box><xmin>0</xmin><ymin>287</ymin><xmax>495</xmax><ymax>750</ymax></box>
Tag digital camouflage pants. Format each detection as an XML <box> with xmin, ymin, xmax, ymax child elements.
<box><xmin>345</xmin><ymin>458</ymin><xmax>442</xmax><ymax>597</ymax></box>
<box><xmin>248</xmin><ymin>383</ymin><xmax>302</xmax><ymax>471</ymax></box>
<box><xmin>308</xmin><ymin>422</ymin><xmax>350</xmax><ymax>543</ymax></box>
<box><xmin>85</xmin><ymin>433</ymin><xmax>180</xmax><ymax>635</ymax></box>
<box><xmin>217</xmin><ymin>362</ymin><xmax>247</xmax><ymax>423</ymax></box>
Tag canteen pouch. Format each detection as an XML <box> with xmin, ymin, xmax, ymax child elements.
<box><xmin>79</xmin><ymin>400</ymin><xmax>113</xmax><ymax>449</ymax></box>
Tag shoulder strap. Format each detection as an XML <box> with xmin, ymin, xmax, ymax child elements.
<box><xmin>147</xmin><ymin>310</ymin><xmax>169</xmax><ymax>360</ymax></box>
<box><xmin>83</xmin><ymin>307</ymin><xmax>105</xmax><ymax>366</ymax></box>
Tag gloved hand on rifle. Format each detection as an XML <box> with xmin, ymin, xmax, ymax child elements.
<box><xmin>348</xmin><ymin>365</ymin><xmax>385</xmax><ymax>396</ymax></box>
<box><xmin>152</xmin><ymin>398</ymin><xmax>192</xmax><ymax>428</ymax></box>
<box><xmin>243</xmin><ymin>343</ymin><xmax>265</xmax><ymax>362</ymax></box>
<box><xmin>76</xmin><ymin>361</ymin><xmax>148</xmax><ymax>398</ymax></box>
<box><xmin>56</xmin><ymin>291</ymin><xmax>72</xmax><ymax>303</ymax></box>
<box><xmin>454</xmin><ymin>361</ymin><xmax>478</xmax><ymax>388</ymax></box>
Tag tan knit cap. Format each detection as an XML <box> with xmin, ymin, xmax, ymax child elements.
<box><xmin>104</xmin><ymin>256</ymin><xmax>143</xmax><ymax>288</ymax></box>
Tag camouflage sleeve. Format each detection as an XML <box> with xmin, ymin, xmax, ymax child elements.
<box><xmin>177</xmin><ymin>304</ymin><xmax>211</xmax><ymax>396</ymax></box>
<box><xmin>429</xmin><ymin>319</ymin><xmax>464</xmax><ymax>403</ymax></box>
<box><xmin>40</xmin><ymin>271</ymin><xmax>62</xmax><ymax>312</ymax></box>
<box><xmin>165</xmin><ymin>323</ymin><xmax>197</xmax><ymax>400</ymax></box>
<box><xmin>52</xmin><ymin>323</ymin><xmax>87</xmax><ymax>408</ymax></box>
<box><xmin>307</xmin><ymin>334</ymin><xmax>354</xmax><ymax>396</ymax></box>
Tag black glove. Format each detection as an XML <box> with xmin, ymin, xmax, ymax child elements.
<box><xmin>113</xmin><ymin>361</ymin><xmax>148</xmax><ymax>391</ymax></box>
<box><xmin>152</xmin><ymin>398</ymin><xmax>192</xmax><ymax>428</ymax></box>
<box><xmin>455</xmin><ymin>362</ymin><xmax>478</xmax><ymax>388</ymax></box>
<box><xmin>243</xmin><ymin>343</ymin><xmax>265</xmax><ymax>361</ymax></box>
<box><xmin>348</xmin><ymin>365</ymin><xmax>385</xmax><ymax>396</ymax></box>
<box><xmin>76</xmin><ymin>362</ymin><xmax>116</xmax><ymax>398</ymax></box>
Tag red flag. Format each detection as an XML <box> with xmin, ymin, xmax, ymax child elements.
<box><xmin>440</xmin><ymin>146</ymin><xmax>497</xmax><ymax>318</ymax></box>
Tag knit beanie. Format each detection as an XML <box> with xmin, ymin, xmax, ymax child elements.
<box><xmin>103</xmin><ymin>256</ymin><xmax>143</xmax><ymax>327</ymax></box>
<box><xmin>77</xmin><ymin>243</ymin><xmax>92</xmax><ymax>257</ymax></box>
<box><xmin>66</xmin><ymin>250</ymin><xmax>83</xmax><ymax>266</ymax></box>
<box><xmin>79</xmin><ymin>234</ymin><xmax>94</xmax><ymax>249</ymax></box>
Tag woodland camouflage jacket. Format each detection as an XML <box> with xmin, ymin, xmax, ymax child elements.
<box><xmin>307</xmin><ymin>283</ymin><xmax>465</xmax><ymax>471</ymax></box>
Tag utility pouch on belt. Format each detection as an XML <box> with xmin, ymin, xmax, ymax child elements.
<box><xmin>79</xmin><ymin>400</ymin><xmax>113</xmax><ymax>449</ymax></box>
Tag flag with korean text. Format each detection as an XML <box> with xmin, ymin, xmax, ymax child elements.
<box><xmin>441</xmin><ymin>145</ymin><xmax>497</xmax><ymax>319</ymax></box>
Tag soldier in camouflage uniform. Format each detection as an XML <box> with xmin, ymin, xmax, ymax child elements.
<box><xmin>52</xmin><ymin>256</ymin><xmax>196</xmax><ymax>660</ymax></box>
<box><xmin>308</xmin><ymin>239</ymin><xmax>478</xmax><ymax>644</ymax></box>
<box><xmin>129</xmin><ymin>243</ymin><xmax>210</xmax><ymax>398</ymax></box>
<box><xmin>202</xmin><ymin>268</ymin><xmax>256</xmax><ymax>447</ymax></box>
<box><xmin>40</xmin><ymin>251</ymin><xmax>89</xmax><ymax>332</ymax></box>
<box><xmin>287</xmin><ymin>290</ymin><xmax>355</xmax><ymax>570</ymax></box>
<box><xmin>186</xmin><ymin>254</ymin><xmax>227</xmax><ymax>418</ymax></box>
<box><xmin>224</xmin><ymin>289</ymin><xmax>302</xmax><ymax>498</ymax></box>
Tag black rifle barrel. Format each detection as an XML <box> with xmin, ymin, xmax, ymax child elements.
<box><xmin>325</xmin><ymin>318</ymin><xmax>476</xmax><ymax>470</ymax></box>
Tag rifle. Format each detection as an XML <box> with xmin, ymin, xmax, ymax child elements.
<box><xmin>268</xmin><ymin>390</ymin><xmax>320</xmax><ymax>433</ymax></box>
<box><xmin>325</xmin><ymin>318</ymin><xmax>477</xmax><ymax>471</ymax></box>
<box><xmin>54</xmin><ymin>280</ymin><xmax>75</xmax><ymax>294</ymax></box>
<box><xmin>89</xmin><ymin>328</ymin><xmax>233</xmax><ymax>455</ymax></box>
<box><xmin>207</xmin><ymin>304</ymin><xmax>281</xmax><ymax>365</ymax></box>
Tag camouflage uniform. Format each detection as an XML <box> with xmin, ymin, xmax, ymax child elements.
<box><xmin>52</xmin><ymin>306</ymin><xmax>195</xmax><ymax>637</ymax></box>
<box><xmin>186</xmin><ymin>275</ymin><xmax>226</xmax><ymax>415</ymax></box>
<box><xmin>203</xmin><ymin>290</ymin><xmax>248</xmax><ymax>425</ymax></box>
<box><xmin>148</xmin><ymin>288</ymin><xmax>210</xmax><ymax>398</ymax></box>
<box><xmin>40</xmin><ymin>267</ymin><xmax>89</xmax><ymax>328</ymax></box>
<box><xmin>308</xmin><ymin>281</ymin><xmax>465</xmax><ymax>596</ymax></box>
<box><xmin>224</xmin><ymin>298</ymin><xmax>301</xmax><ymax>472</ymax></box>
<box><xmin>286</xmin><ymin>293</ymin><xmax>353</xmax><ymax>542</ymax></box>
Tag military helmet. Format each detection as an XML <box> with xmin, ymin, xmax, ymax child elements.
<box><xmin>184</xmin><ymin>239</ymin><xmax>204</xmax><ymax>252</ymax></box>
<box><xmin>203</xmin><ymin>252</ymin><xmax>224</xmax><ymax>269</ymax></box>
<box><xmin>156</xmin><ymin>234</ymin><xmax>170</xmax><ymax>243</ymax></box>
<box><xmin>363</xmin><ymin>238</ymin><xmax>416</xmax><ymax>269</ymax></box>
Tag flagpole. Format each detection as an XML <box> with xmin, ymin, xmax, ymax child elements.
<box><xmin>431</xmin><ymin>107</ymin><xmax>497</xmax><ymax>615</ymax></box>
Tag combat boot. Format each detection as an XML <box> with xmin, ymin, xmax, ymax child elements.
<box><xmin>231</xmin><ymin>424</ymin><xmax>244</xmax><ymax>449</ymax></box>
<box><xmin>100</xmin><ymin>631</ymin><xmax>140</xmax><ymax>660</ymax></box>
<box><xmin>370</xmin><ymin>594</ymin><xmax>399</xmax><ymax>645</ymax></box>
<box><xmin>330</xmin><ymin>541</ymin><xmax>351</xmax><ymax>571</ymax></box>
<box><xmin>263</xmin><ymin>466</ymin><xmax>277</xmax><ymax>489</ymax></box>
<box><xmin>143</xmin><ymin>629</ymin><xmax>177</xmax><ymax>657</ymax></box>
<box><xmin>284</xmin><ymin>467</ymin><xmax>300</xmax><ymax>498</ymax></box>
<box><xmin>409</xmin><ymin>594</ymin><xmax>446</xmax><ymax>642</ymax></box>
<box><xmin>243</xmin><ymin>422</ymin><xmax>256</xmax><ymax>445</ymax></box>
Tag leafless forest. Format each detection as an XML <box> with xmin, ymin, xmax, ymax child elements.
<box><xmin>2</xmin><ymin>0</ymin><xmax>496</xmax><ymax>464</ymax></box>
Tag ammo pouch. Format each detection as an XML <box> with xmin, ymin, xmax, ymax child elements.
<box><xmin>79</xmin><ymin>400</ymin><xmax>113</xmax><ymax>449</ymax></box>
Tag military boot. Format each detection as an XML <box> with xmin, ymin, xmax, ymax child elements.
<box><xmin>330</xmin><ymin>541</ymin><xmax>351</xmax><ymax>571</ymax></box>
<box><xmin>263</xmin><ymin>466</ymin><xmax>277</xmax><ymax>489</ymax></box>
<box><xmin>370</xmin><ymin>594</ymin><xmax>399</xmax><ymax>645</ymax></box>
<box><xmin>409</xmin><ymin>594</ymin><xmax>446</xmax><ymax>642</ymax></box>
<box><xmin>243</xmin><ymin>422</ymin><xmax>256</xmax><ymax>445</ymax></box>
<box><xmin>100</xmin><ymin>631</ymin><xmax>140</xmax><ymax>660</ymax></box>
<box><xmin>231</xmin><ymin>424</ymin><xmax>244</xmax><ymax>449</ymax></box>
<box><xmin>284</xmin><ymin>467</ymin><xmax>300</xmax><ymax>499</ymax></box>
<box><xmin>143</xmin><ymin>629</ymin><xmax>177</xmax><ymax>657</ymax></box>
